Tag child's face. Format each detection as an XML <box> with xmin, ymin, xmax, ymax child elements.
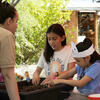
<box><xmin>74</xmin><ymin>56</ymin><xmax>90</xmax><ymax>68</ymax></box>
<box><xmin>47</xmin><ymin>32</ymin><xmax>64</xmax><ymax>51</ymax></box>
<box><xmin>8</xmin><ymin>12</ymin><xmax>18</xmax><ymax>34</ymax></box>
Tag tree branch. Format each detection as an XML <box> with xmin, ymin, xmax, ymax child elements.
<box><xmin>10</xmin><ymin>0</ymin><xmax>20</xmax><ymax>6</ymax></box>
<box><xmin>13</xmin><ymin>0</ymin><xmax>20</xmax><ymax>6</ymax></box>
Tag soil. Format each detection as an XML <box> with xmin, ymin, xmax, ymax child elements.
<box><xmin>0</xmin><ymin>80</ymin><xmax>53</xmax><ymax>92</ymax></box>
<box><xmin>17</xmin><ymin>80</ymin><xmax>49</xmax><ymax>92</ymax></box>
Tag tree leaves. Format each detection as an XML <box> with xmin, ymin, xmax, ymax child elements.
<box><xmin>15</xmin><ymin>0</ymin><xmax>71</xmax><ymax>64</ymax></box>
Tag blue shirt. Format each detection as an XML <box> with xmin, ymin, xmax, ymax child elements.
<box><xmin>76</xmin><ymin>61</ymin><xmax>100</xmax><ymax>95</ymax></box>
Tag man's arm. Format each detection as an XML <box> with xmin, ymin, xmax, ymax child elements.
<box><xmin>1</xmin><ymin>67</ymin><xmax>20</xmax><ymax>100</ymax></box>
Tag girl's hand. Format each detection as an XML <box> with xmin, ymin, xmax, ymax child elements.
<box><xmin>41</xmin><ymin>78</ymin><xmax>54</xmax><ymax>86</ymax></box>
<box><xmin>32</xmin><ymin>73</ymin><xmax>40</xmax><ymax>86</ymax></box>
<box><xmin>42</xmin><ymin>78</ymin><xmax>62</xmax><ymax>86</ymax></box>
<box><xmin>41</xmin><ymin>72</ymin><xmax>57</xmax><ymax>85</ymax></box>
<box><xmin>41</xmin><ymin>75</ymin><xmax>53</xmax><ymax>85</ymax></box>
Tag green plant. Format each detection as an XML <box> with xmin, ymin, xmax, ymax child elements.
<box><xmin>15</xmin><ymin>0</ymin><xmax>71</xmax><ymax>64</ymax></box>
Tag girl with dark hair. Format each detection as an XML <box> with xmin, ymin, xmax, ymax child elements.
<box><xmin>43</xmin><ymin>38</ymin><xmax>100</xmax><ymax>100</ymax></box>
<box><xmin>0</xmin><ymin>1</ymin><xmax>20</xmax><ymax>100</ymax></box>
<box><xmin>32</xmin><ymin>23</ymin><xmax>75</xmax><ymax>86</ymax></box>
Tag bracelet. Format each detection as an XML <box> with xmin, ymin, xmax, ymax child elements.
<box><xmin>55</xmin><ymin>72</ymin><xmax>59</xmax><ymax>77</ymax></box>
<box><xmin>52</xmin><ymin>76</ymin><xmax>56</xmax><ymax>79</ymax></box>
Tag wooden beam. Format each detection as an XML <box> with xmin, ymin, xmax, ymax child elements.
<box><xmin>94</xmin><ymin>13</ymin><xmax>98</xmax><ymax>50</ymax></box>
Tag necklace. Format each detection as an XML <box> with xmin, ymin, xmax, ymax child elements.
<box><xmin>79</xmin><ymin>68</ymin><xmax>85</xmax><ymax>80</ymax></box>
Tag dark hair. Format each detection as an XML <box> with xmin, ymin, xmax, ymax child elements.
<box><xmin>0</xmin><ymin>1</ymin><xmax>16</xmax><ymax>24</ymax></box>
<box><xmin>76</xmin><ymin>38</ymin><xmax>100</xmax><ymax>64</ymax></box>
<box><xmin>44</xmin><ymin>23</ymin><xmax>66</xmax><ymax>63</ymax></box>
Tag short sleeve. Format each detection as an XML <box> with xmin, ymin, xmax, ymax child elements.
<box><xmin>0</xmin><ymin>34</ymin><xmax>15</xmax><ymax>68</ymax></box>
<box><xmin>85</xmin><ymin>63</ymin><xmax>100</xmax><ymax>79</ymax></box>
<box><xmin>37</xmin><ymin>52</ymin><xmax>45</xmax><ymax>69</ymax></box>
<box><xmin>68</xmin><ymin>47</ymin><xmax>75</xmax><ymax>63</ymax></box>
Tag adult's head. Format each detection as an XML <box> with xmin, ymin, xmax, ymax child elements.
<box><xmin>44</xmin><ymin>23</ymin><xmax>66</xmax><ymax>63</ymax></box>
<box><xmin>0</xmin><ymin>0</ymin><xmax>18</xmax><ymax>34</ymax></box>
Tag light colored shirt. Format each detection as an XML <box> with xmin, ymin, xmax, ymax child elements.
<box><xmin>0</xmin><ymin>27</ymin><xmax>15</xmax><ymax>68</ymax></box>
<box><xmin>37</xmin><ymin>46</ymin><xmax>75</xmax><ymax>76</ymax></box>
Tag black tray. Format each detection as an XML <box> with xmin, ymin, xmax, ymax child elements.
<box><xmin>0</xmin><ymin>78</ymin><xmax>73</xmax><ymax>100</ymax></box>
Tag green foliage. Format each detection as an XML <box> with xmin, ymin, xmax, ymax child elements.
<box><xmin>15</xmin><ymin>0</ymin><xmax>71</xmax><ymax>64</ymax></box>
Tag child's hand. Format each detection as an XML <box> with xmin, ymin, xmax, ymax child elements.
<box><xmin>32</xmin><ymin>73</ymin><xmax>40</xmax><ymax>86</ymax></box>
<box><xmin>41</xmin><ymin>79</ymin><xmax>54</xmax><ymax>86</ymax></box>
<box><xmin>41</xmin><ymin>78</ymin><xmax>61</xmax><ymax>86</ymax></box>
<box><xmin>41</xmin><ymin>75</ymin><xmax>52</xmax><ymax>85</ymax></box>
<box><xmin>41</xmin><ymin>73</ymin><xmax>57</xmax><ymax>85</ymax></box>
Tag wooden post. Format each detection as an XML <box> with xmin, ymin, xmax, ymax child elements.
<box><xmin>94</xmin><ymin>13</ymin><xmax>98</xmax><ymax>50</ymax></box>
<box><xmin>64</xmin><ymin>11</ymin><xmax>78</xmax><ymax>45</ymax></box>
